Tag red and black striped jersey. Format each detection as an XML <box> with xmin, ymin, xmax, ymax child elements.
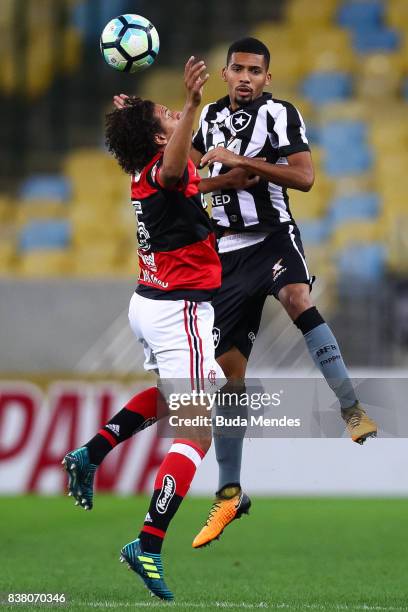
<box><xmin>131</xmin><ymin>152</ymin><xmax>221</xmax><ymax>301</ymax></box>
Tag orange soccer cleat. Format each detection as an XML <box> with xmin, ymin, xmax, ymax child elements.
<box><xmin>192</xmin><ymin>487</ymin><xmax>251</xmax><ymax>548</ymax></box>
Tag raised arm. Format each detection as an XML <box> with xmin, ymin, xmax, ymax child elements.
<box><xmin>159</xmin><ymin>58</ymin><xmax>209</xmax><ymax>188</ymax></box>
<box><xmin>190</xmin><ymin>145</ymin><xmax>203</xmax><ymax>168</ymax></box>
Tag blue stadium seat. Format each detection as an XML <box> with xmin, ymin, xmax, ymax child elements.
<box><xmin>328</xmin><ymin>193</ymin><xmax>380</xmax><ymax>226</ymax></box>
<box><xmin>304</xmin><ymin>122</ymin><xmax>319</xmax><ymax>145</ymax></box>
<box><xmin>19</xmin><ymin>220</ymin><xmax>71</xmax><ymax>252</ymax></box>
<box><xmin>324</xmin><ymin>147</ymin><xmax>373</xmax><ymax>177</ymax></box>
<box><xmin>352</xmin><ymin>27</ymin><xmax>400</xmax><ymax>53</ymax></box>
<box><xmin>337</xmin><ymin>1</ymin><xmax>384</xmax><ymax>30</ymax></box>
<box><xmin>336</xmin><ymin>243</ymin><xmax>386</xmax><ymax>292</ymax></box>
<box><xmin>297</xmin><ymin>219</ymin><xmax>331</xmax><ymax>245</ymax></box>
<box><xmin>73</xmin><ymin>0</ymin><xmax>136</xmax><ymax>42</ymax></box>
<box><xmin>319</xmin><ymin>121</ymin><xmax>373</xmax><ymax>177</ymax></box>
<box><xmin>319</xmin><ymin>120</ymin><xmax>367</xmax><ymax>148</ymax></box>
<box><xmin>301</xmin><ymin>72</ymin><xmax>353</xmax><ymax>106</ymax></box>
<box><xmin>19</xmin><ymin>175</ymin><xmax>71</xmax><ymax>202</ymax></box>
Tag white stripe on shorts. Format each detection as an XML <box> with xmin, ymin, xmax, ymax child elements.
<box><xmin>169</xmin><ymin>442</ymin><xmax>202</xmax><ymax>469</ymax></box>
<box><xmin>288</xmin><ymin>224</ymin><xmax>310</xmax><ymax>279</ymax></box>
<box><xmin>184</xmin><ymin>301</ymin><xmax>204</xmax><ymax>391</ymax></box>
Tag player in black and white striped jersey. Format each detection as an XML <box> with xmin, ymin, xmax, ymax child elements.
<box><xmin>190</xmin><ymin>37</ymin><xmax>378</xmax><ymax>549</ymax></box>
<box><xmin>192</xmin><ymin>81</ymin><xmax>310</xmax><ymax>230</ymax></box>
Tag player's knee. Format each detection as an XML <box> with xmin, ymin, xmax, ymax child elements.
<box><xmin>279</xmin><ymin>285</ymin><xmax>312</xmax><ymax>319</ymax></box>
<box><xmin>217</xmin><ymin>347</ymin><xmax>247</xmax><ymax>379</ymax></box>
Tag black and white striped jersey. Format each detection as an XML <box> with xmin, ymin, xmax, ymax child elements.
<box><xmin>192</xmin><ymin>93</ymin><xmax>310</xmax><ymax>232</ymax></box>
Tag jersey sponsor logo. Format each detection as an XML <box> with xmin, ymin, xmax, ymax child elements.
<box><xmin>212</xmin><ymin>327</ymin><xmax>220</xmax><ymax>348</ymax></box>
<box><xmin>141</xmin><ymin>269</ymin><xmax>169</xmax><ymax>289</ymax></box>
<box><xmin>212</xmin><ymin>194</ymin><xmax>231</xmax><ymax>207</ymax></box>
<box><xmin>156</xmin><ymin>474</ymin><xmax>176</xmax><ymax>514</ymax></box>
<box><xmin>272</xmin><ymin>258</ymin><xmax>287</xmax><ymax>282</ymax></box>
<box><xmin>208</xmin><ymin>111</ymin><xmax>229</xmax><ymax>134</ymax></box>
<box><xmin>139</xmin><ymin>251</ymin><xmax>157</xmax><ymax>272</ymax></box>
<box><xmin>231</xmin><ymin>111</ymin><xmax>252</xmax><ymax>133</ymax></box>
<box><xmin>133</xmin><ymin>200</ymin><xmax>151</xmax><ymax>251</ymax></box>
<box><xmin>200</xmin><ymin>193</ymin><xmax>208</xmax><ymax>209</ymax></box>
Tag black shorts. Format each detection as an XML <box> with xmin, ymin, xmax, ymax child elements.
<box><xmin>213</xmin><ymin>224</ymin><xmax>314</xmax><ymax>360</ymax></box>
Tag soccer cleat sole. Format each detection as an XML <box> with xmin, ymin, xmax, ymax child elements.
<box><xmin>354</xmin><ymin>431</ymin><xmax>377</xmax><ymax>445</ymax></box>
<box><xmin>61</xmin><ymin>456</ymin><xmax>91</xmax><ymax>510</ymax></box>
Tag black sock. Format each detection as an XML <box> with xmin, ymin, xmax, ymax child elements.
<box><xmin>85</xmin><ymin>387</ymin><xmax>161</xmax><ymax>464</ymax></box>
<box><xmin>86</xmin><ymin>409</ymin><xmax>150</xmax><ymax>464</ymax></box>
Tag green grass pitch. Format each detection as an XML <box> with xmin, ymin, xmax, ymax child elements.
<box><xmin>1</xmin><ymin>495</ymin><xmax>408</xmax><ymax>611</ymax></box>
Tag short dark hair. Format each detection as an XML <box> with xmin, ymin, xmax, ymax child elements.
<box><xmin>226</xmin><ymin>37</ymin><xmax>270</xmax><ymax>68</ymax></box>
<box><xmin>105</xmin><ymin>97</ymin><xmax>162</xmax><ymax>174</ymax></box>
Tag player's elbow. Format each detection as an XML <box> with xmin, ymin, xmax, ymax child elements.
<box><xmin>300</xmin><ymin>180</ymin><xmax>313</xmax><ymax>193</ymax></box>
<box><xmin>299</xmin><ymin>170</ymin><xmax>314</xmax><ymax>192</ymax></box>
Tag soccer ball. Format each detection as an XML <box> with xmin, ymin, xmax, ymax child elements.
<box><xmin>100</xmin><ymin>14</ymin><xmax>159</xmax><ymax>73</ymax></box>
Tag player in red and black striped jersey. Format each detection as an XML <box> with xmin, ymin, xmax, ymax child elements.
<box><xmin>130</xmin><ymin>151</ymin><xmax>220</xmax><ymax>301</ymax></box>
<box><xmin>63</xmin><ymin>57</ymin><xmax>258</xmax><ymax>602</ymax></box>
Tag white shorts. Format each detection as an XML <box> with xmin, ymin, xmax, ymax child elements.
<box><xmin>128</xmin><ymin>292</ymin><xmax>221</xmax><ymax>390</ymax></box>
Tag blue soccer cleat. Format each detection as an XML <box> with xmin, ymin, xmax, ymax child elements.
<box><xmin>62</xmin><ymin>447</ymin><xmax>97</xmax><ymax>510</ymax></box>
<box><xmin>119</xmin><ymin>538</ymin><xmax>174</xmax><ymax>601</ymax></box>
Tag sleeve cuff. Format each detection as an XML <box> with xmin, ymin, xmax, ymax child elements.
<box><xmin>278</xmin><ymin>143</ymin><xmax>310</xmax><ymax>157</ymax></box>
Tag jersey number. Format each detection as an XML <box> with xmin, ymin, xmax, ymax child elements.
<box><xmin>207</xmin><ymin>138</ymin><xmax>242</xmax><ymax>155</ymax></box>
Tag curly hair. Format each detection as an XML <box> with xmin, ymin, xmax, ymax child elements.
<box><xmin>105</xmin><ymin>97</ymin><xmax>162</xmax><ymax>174</ymax></box>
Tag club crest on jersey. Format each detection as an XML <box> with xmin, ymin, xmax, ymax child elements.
<box><xmin>212</xmin><ymin>327</ymin><xmax>221</xmax><ymax>348</ymax></box>
<box><xmin>208</xmin><ymin>369</ymin><xmax>217</xmax><ymax>385</ymax></box>
<box><xmin>156</xmin><ymin>474</ymin><xmax>176</xmax><ymax>514</ymax></box>
<box><xmin>231</xmin><ymin>111</ymin><xmax>252</xmax><ymax>133</ymax></box>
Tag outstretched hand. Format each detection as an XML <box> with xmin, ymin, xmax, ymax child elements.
<box><xmin>184</xmin><ymin>56</ymin><xmax>209</xmax><ymax>107</ymax></box>
<box><xmin>113</xmin><ymin>93</ymin><xmax>129</xmax><ymax>110</ymax></box>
